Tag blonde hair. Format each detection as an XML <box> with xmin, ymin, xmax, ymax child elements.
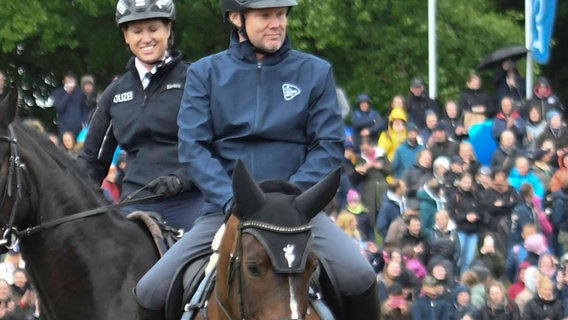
<box><xmin>461</xmin><ymin>271</ymin><xmax>478</xmax><ymax>287</ymax></box>
<box><xmin>487</xmin><ymin>281</ymin><xmax>506</xmax><ymax>297</ymax></box>
<box><xmin>459</xmin><ymin>141</ymin><xmax>477</xmax><ymax>161</ymax></box>
<box><xmin>335</xmin><ymin>211</ymin><xmax>361</xmax><ymax>240</ymax></box>
<box><xmin>23</xmin><ymin>118</ymin><xmax>46</xmax><ymax>133</ymax></box>
<box><xmin>435</xmin><ymin>210</ymin><xmax>449</xmax><ymax>220</ymax></box>
<box><xmin>538</xmin><ymin>274</ymin><xmax>554</xmax><ymax>289</ymax></box>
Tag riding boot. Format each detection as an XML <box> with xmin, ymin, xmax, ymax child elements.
<box><xmin>133</xmin><ymin>287</ymin><xmax>165</xmax><ymax>320</ymax></box>
<box><xmin>136</xmin><ymin>303</ymin><xmax>165</xmax><ymax>320</ymax></box>
<box><xmin>342</xmin><ymin>281</ymin><xmax>380</xmax><ymax>320</ymax></box>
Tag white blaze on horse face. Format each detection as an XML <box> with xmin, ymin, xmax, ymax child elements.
<box><xmin>283</xmin><ymin>244</ymin><xmax>296</xmax><ymax>268</ymax></box>
<box><xmin>288</xmin><ymin>276</ymin><xmax>300</xmax><ymax>319</ymax></box>
<box><xmin>284</xmin><ymin>244</ymin><xmax>300</xmax><ymax>318</ymax></box>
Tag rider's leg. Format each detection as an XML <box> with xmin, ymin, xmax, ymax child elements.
<box><xmin>135</xmin><ymin>291</ymin><xmax>165</xmax><ymax>320</ymax></box>
<box><xmin>311</xmin><ymin>212</ymin><xmax>380</xmax><ymax>320</ymax></box>
<box><xmin>343</xmin><ymin>281</ymin><xmax>380</xmax><ymax>320</ymax></box>
<box><xmin>135</xmin><ymin>213</ymin><xmax>224</xmax><ymax>312</ymax></box>
<box><xmin>120</xmin><ymin>191</ymin><xmax>204</xmax><ymax>231</ymax></box>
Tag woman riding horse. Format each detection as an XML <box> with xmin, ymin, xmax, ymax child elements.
<box><xmin>77</xmin><ymin>0</ymin><xmax>203</xmax><ymax>232</ymax></box>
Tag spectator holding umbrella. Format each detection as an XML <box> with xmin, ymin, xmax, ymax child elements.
<box><xmin>493</xmin><ymin>59</ymin><xmax>526</xmax><ymax>112</ymax></box>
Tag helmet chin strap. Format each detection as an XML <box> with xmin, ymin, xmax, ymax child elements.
<box><xmin>237</xmin><ymin>12</ymin><xmax>277</xmax><ymax>58</ymax></box>
<box><xmin>138</xmin><ymin>51</ymin><xmax>170</xmax><ymax>71</ymax></box>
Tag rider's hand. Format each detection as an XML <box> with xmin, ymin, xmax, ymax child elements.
<box><xmin>223</xmin><ymin>198</ymin><xmax>234</xmax><ymax>218</ymax></box>
<box><xmin>148</xmin><ymin>175</ymin><xmax>184</xmax><ymax>198</ymax></box>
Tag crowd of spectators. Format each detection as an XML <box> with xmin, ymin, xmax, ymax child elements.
<box><xmin>1</xmin><ymin>57</ymin><xmax>568</xmax><ymax>319</ymax></box>
<box><xmin>0</xmin><ymin>249</ymin><xmax>39</xmax><ymax>319</ymax></box>
<box><xmin>335</xmin><ymin>67</ymin><xmax>568</xmax><ymax>319</ymax></box>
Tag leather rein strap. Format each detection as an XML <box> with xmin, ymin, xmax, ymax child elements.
<box><xmin>0</xmin><ymin>124</ymin><xmax>161</xmax><ymax>249</ymax></box>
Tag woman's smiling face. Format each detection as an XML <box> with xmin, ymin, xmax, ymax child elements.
<box><xmin>122</xmin><ymin>19</ymin><xmax>171</xmax><ymax>68</ymax></box>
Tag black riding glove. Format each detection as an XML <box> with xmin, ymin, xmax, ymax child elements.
<box><xmin>148</xmin><ymin>175</ymin><xmax>184</xmax><ymax>198</ymax></box>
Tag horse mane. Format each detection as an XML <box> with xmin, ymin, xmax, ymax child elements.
<box><xmin>15</xmin><ymin>120</ymin><xmax>77</xmax><ymax>170</ymax></box>
<box><xmin>11</xmin><ymin>119</ymin><xmax>106</xmax><ymax>206</ymax></box>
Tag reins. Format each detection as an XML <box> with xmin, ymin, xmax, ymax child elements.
<box><xmin>0</xmin><ymin>123</ymin><xmax>163</xmax><ymax>249</ymax></box>
<box><xmin>15</xmin><ymin>192</ymin><xmax>161</xmax><ymax>238</ymax></box>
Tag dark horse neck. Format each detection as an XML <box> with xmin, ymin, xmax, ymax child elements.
<box><xmin>10</xmin><ymin>122</ymin><xmax>160</xmax><ymax>320</ymax></box>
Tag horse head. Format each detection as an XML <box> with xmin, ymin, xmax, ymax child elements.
<box><xmin>0</xmin><ymin>85</ymin><xmax>160</xmax><ymax>320</ymax></box>
<box><xmin>215</xmin><ymin>160</ymin><xmax>339</xmax><ymax>320</ymax></box>
<box><xmin>0</xmin><ymin>84</ymin><xmax>102</xmax><ymax>252</ymax></box>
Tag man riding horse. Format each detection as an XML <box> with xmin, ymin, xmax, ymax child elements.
<box><xmin>134</xmin><ymin>0</ymin><xmax>380</xmax><ymax>319</ymax></box>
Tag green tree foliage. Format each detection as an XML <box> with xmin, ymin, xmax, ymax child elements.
<box><xmin>0</xmin><ymin>0</ymin><xmax>531</xmax><ymax>129</ymax></box>
<box><xmin>290</xmin><ymin>0</ymin><xmax>524</xmax><ymax>113</ymax></box>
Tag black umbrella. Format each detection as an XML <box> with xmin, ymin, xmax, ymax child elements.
<box><xmin>476</xmin><ymin>45</ymin><xmax>529</xmax><ymax>70</ymax></box>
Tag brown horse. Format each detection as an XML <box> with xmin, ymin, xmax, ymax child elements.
<box><xmin>191</xmin><ymin>161</ymin><xmax>338</xmax><ymax>320</ymax></box>
<box><xmin>0</xmin><ymin>87</ymin><xmax>161</xmax><ymax>319</ymax></box>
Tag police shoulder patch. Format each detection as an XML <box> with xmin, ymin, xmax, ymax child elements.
<box><xmin>113</xmin><ymin>91</ymin><xmax>134</xmax><ymax>104</ymax></box>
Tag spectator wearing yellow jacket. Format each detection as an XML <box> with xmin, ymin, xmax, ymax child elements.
<box><xmin>379</xmin><ymin>108</ymin><xmax>409</xmax><ymax>161</ymax></box>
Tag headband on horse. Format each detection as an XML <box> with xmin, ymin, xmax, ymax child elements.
<box><xmin>231</xmin><ymin>160</ymin><xmax>339</xmax><ymax>273</ymax></box>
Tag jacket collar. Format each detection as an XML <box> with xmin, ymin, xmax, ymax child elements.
<box><xmin>228</xmin><ymin>29</ymin><xmax>291</xmax><ymax>65</ymax></box>
<box><xmin>386</xmin><ymin>191</ymin><xmax>406</xmax><ymax>213</ymax></box>
<box><xmin>126</xmin><ymin>50</ymin><xmax>182</xmax><ymax>79</ymax></box>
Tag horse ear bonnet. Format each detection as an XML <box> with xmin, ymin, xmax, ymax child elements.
<box><xmin>232</xmin><ymin>160</ymin><xmax>340</xmax><ymax>273</ymax></box>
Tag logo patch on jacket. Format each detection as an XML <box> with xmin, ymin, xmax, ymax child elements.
<box><xmin>282</xmin><ymin>84</ymin><xmax>301</xmax><ymax>101</ymax></box>
<box><xmin>113</xmin><ymin>91</ymin><xmax>134</xmax><ymax>104</ymax></box>
<box><xmin>166</xmin><ymin>83</ymin><xmax>182</xmax><ymax>90</ymax></box>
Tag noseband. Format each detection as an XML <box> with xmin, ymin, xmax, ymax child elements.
<box><xmin>0</xmin><ymin>124</ymin><xmax>28</xmax><ymax>249</ymax></box>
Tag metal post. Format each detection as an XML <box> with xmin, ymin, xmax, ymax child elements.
<box><xmin>428</xmin><ymin>0</ymin><xmax>437</xmax><ymax>99</ymax></box>
<box><xmin>526</xmin><ymin>0</ymin><xmax>534</xmax><ymax>100</ymax></box>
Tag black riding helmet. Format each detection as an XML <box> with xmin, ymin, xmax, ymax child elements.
<box><xmin>221</xmin><ymin>0</ymin><xmax>298</xmax><ymax>20</ymax></box>
<box><xmin>221</xmin><ymin>0</ymin><xmax>298</xmax><ymax>50</ymax></box>
<box><xmin>116</xmin><ymin>0</ymin><xmax>176</xmax><ymax>25</ymax></box>
<box><xmin>116</xmin><ymin>0</ymin><xmax>176</xmax><ymax>47</ymax></box>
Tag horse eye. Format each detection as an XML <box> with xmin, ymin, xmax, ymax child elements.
<box><xmin>247</xmin><ymin>263</ymin><xmax>262</xmax><ymax>277</ymax></box>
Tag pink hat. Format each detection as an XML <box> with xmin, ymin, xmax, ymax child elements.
<box><xmin>347</xmin><ymin>189</ymin><xmax>360</xmax><ymax>203</ymax></box>
<box><xmin>524</xmin><ymin>233</ymin><xmax>548</xmax><ymax>255</ymax></box>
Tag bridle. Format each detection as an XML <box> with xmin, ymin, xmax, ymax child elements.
<box><xmin>214</xmin><ymin>219</ymin><xmax>312</xmax><ymax>320</ymax></box>
<box><xmin>0</xmin><ymin>124</ymin><xmax>161</xmax><ymax>250</ymax></box>
<box><xmin>0</xmin><ymin>124</ymin><xmax>28</xmax><ymax>249</ymax></box>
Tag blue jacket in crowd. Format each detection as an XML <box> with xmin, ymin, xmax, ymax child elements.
<box><xmin>509</xmin><ymin>201</ymin><xmax>540</xmax><ymax>247</ymax></box>
<box><xmin>351</xmin><ymin>107</ymin><xmax>385</xmax><ymax>146</ymax></box>
<box><xmin>392</xmin><ymin>138</ymin><xmax>424</xmax><ymax>178</ymax></box>
<box><xmin>507</xmin><ymin>168</ymin><xmax>545</xmax><ymax>199</ymax></box>
<box><xmin>376</xmin><ymin>191</ymin><xmax>405</xmax><ymax>238</ymax></box>
<box><xmin>52</xmin><ymin>85</ymin><xmax>87</xmax><ymax>137</ymax></box>
<box><xmin>412</xmin><ymin>294</ymin><xmax>451</xmax><ymax>320</ymax></box>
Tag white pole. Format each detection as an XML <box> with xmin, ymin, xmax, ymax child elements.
<box><xmin>525</xmin><ymin>0</ymin><xmax>534</xmax><ymax>100</ymax></box>
<box><xmin>428</xmin><ymin>0</ymin><xmax>437</xmax><ymax>99</ymax></box>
